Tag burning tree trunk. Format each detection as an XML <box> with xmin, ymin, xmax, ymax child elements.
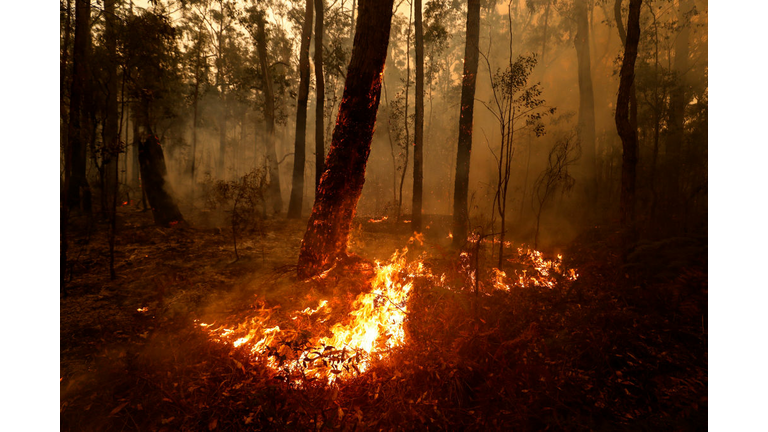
<box><xmin>255</xmin><ymin>14</ymin><xmax>283</xmax><ymax>214</ymax></box>
<box><xmin>297</xmin><ymin>0</ymin><xmax>395</xmax><ymax>278</ymax></box>
<box><xmin>616</xmin><ymin>0</ymin><xmax>642</xmax><ymax>229</ymax></box>
<box><xmin>412</xmin><ymin>0</ymin><xmax>424</xmax><ymax>233</ymax></box>
<box><xmin>451</xmin><ymin>0</ymin><xmax>481</xmax><ymax>246</ymax></box>
<box><xmin>314</xmin><ymin>0</ymin><xmax>325</xmax><ymax>189</ymax></box>
<box><xmin>574</xmin><ymin>0</ymin><xmax>597</xmax><ymax>208</ymax></box>
<box><xmin>287</xmin><ymin>0</ymin><xmax>314</xmax><ymax>219</ymax></box>
<box><xmin>138</xmin><ymin>135</ymin><xmax>185</xmax><ymax>227</ymax></box>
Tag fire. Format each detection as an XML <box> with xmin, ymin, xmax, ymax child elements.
<box><xmin>367</xmin><ymin>216</ymin><xmax>388</xmax><ymax>223</ymax></box>
<box><xmin>198</xmin><ymin>238</ymin><xmax>577</xmax><ymax>384</ymax></box>
<box><xmin>199</xmin><ymin>245</ymin><xmax>429</xmax><ymax>383</ymax></box>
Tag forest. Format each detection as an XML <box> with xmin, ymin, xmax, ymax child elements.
<box><xmin>57</xmin><ymin>0</ymin><xmax>708</xmax><ymax>430</ymax></box>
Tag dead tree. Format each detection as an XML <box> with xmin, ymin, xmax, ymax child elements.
<box><xmin>138</xmin><ymin>135</ymin><xmax>185</xmax><ymax>227</ymax></box>
<box><xmin>297</xmin><ymin>0</ymin><xmax>395</xmax><ymax>278</ymax></box>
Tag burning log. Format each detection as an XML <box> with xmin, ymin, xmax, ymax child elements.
<box><xmin>296</xmin><ymin>0</ymin><xmax>395</xmax><ymax>278</ymax></box>
<box><xmin>138</xmin><ymin>134</ymin><xmax>184</xmax><ymax>227</ymax></box>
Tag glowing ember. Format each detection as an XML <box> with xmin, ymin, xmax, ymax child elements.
<box><xmin>137</xmin><ymin>307</ymin><xmax>149</xmax><ymax>313</ymax></box>
<box><xmin>367</xmin><ymin>216</ymin><xmax>388</xmax><ymax>223</ymax></box>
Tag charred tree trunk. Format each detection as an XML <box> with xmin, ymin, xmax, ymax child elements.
<box><xmin>412</xmin><ymin>0</ymin><xmax>424</xmax><ymax>233</ymax></box>
<box><xmin>451</xmin><ymin>0</ymin><xmax>481</xmax><ymax>246</ymax></box>
<box><xmin>314</xmin><ymin>0</ymin><xmax>325</xmax><ymax>190</ymax></box>
<box><xmin>614</xmin><ymin>0</ymin><xmax>638</xmax><ymax>132</ymax></box>
<box><xmin>287</xmin><ymin>0</ymin><xmax>314</xmax><ymax>219</ymax></box>
<box><xmin>616</xmin><ymin>0</ymin><xmax>642</xmax><ymax>230</ymax></box>
<box><xmin>216</xmin><ymin>0</ymin><xmax>227</xmax><ymax>179</ymax></box>
<box><xmin>103</xmin><ymin>0</ymin><xmax>119</xmax><ymax>219</ymax></box>
<box><xmin>297</xmin><ymin>0</ymin><xmax>395</xmax><ymax>278</ymax></box>
<box><xmin>138</xmin><ymin>135</ymin><xmax>185</xmax><ymax>227</ymax></box>
<box><xmin>667</xmin><ymin>0</ymin><xmax>692</xmax><ymax>222</ymax></box>
<box><xmin>574</xmin><ymin>0</ymin><xmax>597</xmax><ymax>208</ymax></box>
<box><xmin>66</xmin><ymin>0</ymin><xmax>92</xmax><ymax>213</ymax></box>
<box><xmin>256</xmin><ymin>16</ymin><xmax>283</xmax><ymax>214</ymax></box>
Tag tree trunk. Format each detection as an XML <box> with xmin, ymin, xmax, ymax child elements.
<box><xmin>138</xmin><ymin>135</ymin><xmax>185</xmax><ymax>227</ymax></box>
<box><xmin>256</xmin><ymin>16</ymin><xmax>283</xmax><ymax>214</ymax></box>
<box><xmin>667</xmin><ymin>0</ymin><xmax>692</xmax><ymax>218</ymax></box>
<box><xmin>574</xmin><ymin>0</ymin><xmax>597</xmax><ymax>208</ymax></box>
<box><xmin>314</xmin><ymin>0</ymin><xmax>325</xmax><ymax>189</ymax></box>
<box><xmin>614</xmin><ymin>0</ymin><xmax>638</xmax><ymax>132</ymax></box>
<box><xmin>412</xmin><ymin>0</ymin><xmax>424</xmax><ymax>233</ymax></box>
<box><xmin>297</xmin><ymin>0</ymin><xmax>395</xmax><ymax>278</ymax></box>
<box><xmin>451</xmin><ymin>0</ymin><xmax>481</xmax><ymax>246</ymax></box>
<box><xmin>191</xmin><ymin>32</ymin><xmax>202</xmax><ymax>198</ymax></box>
<box><xmin>216</xmin><ymin>0</ymin><xmax>226</xmax><ymax>179</ymax></box>
<box><xmin>103</xmin><ymin>0</ymin><xmax>119</xmax><ymax>218</ymax></box>
<box><xmin>288</xmin><ymin>0</ymin><xmax>314</xmax><ymax>218</ymax></box>
<box><xmin>616</xmin><ymin>0</ymin><xmax>642</xmax><ymax>229</ymax></box>
<box><xmin>66</xmin><ymin>0</ymin><xmax>92</xmax><ymax>212</ymax></box>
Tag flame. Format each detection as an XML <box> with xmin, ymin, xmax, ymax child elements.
<box><xmin>198</xmin><ymin>239</ymin><xmax>577</xmax><ymax>384</ymax></box>
<box><xmin>199</xmin><ymin>245</ymin><xmax>429</xmax><ymax>383</ymax></box>
<box><xmin>368</xmin><ymin>216</ymin><xmax>388</xmax><ymax>223</ymax></box>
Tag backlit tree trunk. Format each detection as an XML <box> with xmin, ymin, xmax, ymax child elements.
<box><xmin>103</xmin><ymin>0</ymin><xmax>119</xmax><ymax>218</ymax></box>
<box><xmin>574</xmin><ymin>0</ymin><xmax>597</xmax><ymax>208</ymax></box>
<box><xmin>314</xmin><ymin>0</ymin><xmax>325</xmax><ymax>189</ymax></box>
<box><xmin>138</xmin><ymin>135</ymin><xmax>185</xmax><ymax>227</ymax></box>
<box><xmin>412</xmin><ymin>0</ymin><xmax>424</xmax><ymax>233</ymax></box>
<box><xmin>614</xmin><ymin>0</ymin><xmax>638</xmax><ymax>132</ymax></box>
<box><xmin>616</xmin><ymin>0</ymin><xmax>642</xmax><ymax>228</ymax></box>
<box><xmin>451</xmin><ymin>0</ymin><xmax>481</xmax><ymax>246</ymax></box>
<box><xmin>66</xmin><ymin>0</ymin><xmax>92</xmax><ymax>212</ymax></box>
<box><xmin>256</xmin><ymin>15</ymin><xmax>283</xmax><ymax>214</ymax></box>
<box><xmin>667</xmin><ymin>0</ymin><xmax>692</xmax><ymax>217</ymax></box>
<box><xmin>287</xmin><ymin>0</ymin><xmax>314</xmax><ymax>218</ymax></box>
<box><xmin>297</xmin><ymin>0</ymin><xmax>395</xmax><ymax>278</ymax></box>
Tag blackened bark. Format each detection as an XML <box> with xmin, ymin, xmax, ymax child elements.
<box><xmin>103</xmin><ymin>0</ymin><xmax>119</xmax><ymax>218</ymax></box>
<box><xmin>667</xmin><ymin>0</ymin><xmax>692</xmax><ymax>214</ymax></box>
<box><xmin>574</xmin><ymin>0</ymin><xmax>597</xmax><ymax>207</ymax></box>
<box><xmin>287</xmin><ymin>0</ymin><xmax>314</xmax><ymax>218</ymax></box>
<box><xmin>138</xmin><ymin>135</ymin><xmax>185</xmax><ymax>227</ymax></box>
<box><xmin>452</xmin><ymin>0</ymin><xmax>481</xmax><ymax>246</ymax></box>
<box><xmin>297</xmin><ymin>0</ymin><xmax>395</xmax><ymax>278</ymax></box>
<box><xmin>256</xmin><ymin>16</ymin><xmax>283</xmax><ymax>214</ymax></box>
<box><xmin>314</xmin><ymin>0</ymin><xmax>325</xmax><ymax>189</ymax></box>
<box><xmin>616</xmin><ymin>0</ymin><xmax>642</xmax><ymax>228</ymax></box>
<box><xmin>67</xmin><ymin>0</ymin><xmax>91</xmax><ymax>212</ymax></box>
<box><xmin>412</xmin><ymin>0</ymin><xmax>424</xmax><ymax>233</ymax></box>
<box><xmin>614</xmin><ymin>0</ymin><xmax>638</xmax><ymax>132</ymax></box>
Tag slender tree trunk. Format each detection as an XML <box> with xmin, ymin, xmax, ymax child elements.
<box><xmin>61</xmin><ymin>0</ymin><xmax>74</xmax><ymax>294</ymax></box>
<box><xmin>398</xmin><ymin>4</ymin><xmax>412</xmax><ymax>221</ymax></box>
<box><xmin>667</xmin><ymin>0</ymin><xmax>692</xmax><ymax>220</ymax></box>
<box><xmin>287</xmin><ymin>0</ymin><xmax>314</xmax><ymax>218</ymax></box>
<box><xmin>256</xmin><ymin>16</ymin><xmax>284</xmax><ymax>214</ymax></box>
<box><xmin>574</xmin><ymin>0</ymin><xmax>597</xmax><ymax>209</ymax></box>
<box><xmin>452</xmin><ymin>0</ymin><xmax>481</xmax><ymax>246</ymax></box>
<box><xmin>615</xmin><ymin>0</ymin><xmax>638</xmax><ymax>132</ymax></box>
<box><xmin>314</xmin><ymin>0</ymin><xmax>325</xmax><ymax>189</ymax></box>
<box><xmin>540</xmin><ymin>0</ymin><xmax>550</xmax><ymax>64</ymax></box>
<box><xmin>67</xmin><ymin>0</ymin><xmax>91</xmax><ymax>212</ymax></box>
<box><xmin>131</xmin><ymin>105</ymin><xmax>141</xmax><ymax>192</ymax></box>
<box><xmin>412</xmin><ymin>0</ymin><xmax>424</xmax><ymax>233</ymax></box>
<box><xmin>61</xmin><ymin>0</ymin><xmax>72</xmax><ymax>147</ymax></box>
<box><xmin>103</xmin><ymin>0</ymin><xmax>119</xmax><ymax>218</ymax></box>
<box><xmin>217</xmin><ymin>0</ymin><xmax>226</xmax><ymax>179</ymax></box>
<box><xmin>297</xmin><ymin>0</ymin><xmax>395</xmax><ymax>278</ymax></box>
<box><xmin>138</xmin><ymin>135</ymin><xmax>185</xmax><ymax>227</ymax></box>
<box><xmin>191</xmin><ymin>33</ymin><xmax>202</xmax><ymax>199</ymax></box>
<box><xmin>616</xmin><ymin>0</ymin><xmax>642</xmax><ymax>229</ymax></box>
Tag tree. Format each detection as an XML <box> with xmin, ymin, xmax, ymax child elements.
<box><xmin>573</xmin><ymin>0</ymin><xmax>597</xmax><ymax>208</ymax></box>
<box><xmin>66</xmin><ymin>0</ymin><xmax>93</xmax><ymax>213</ymax></box>
<box><xmin>616</xmin><ymin>0</ymin><xmax>642</xmax><ymax>230</ymax></box>
<box><xmin>412</xmin><ymin>0</ymin><xmax>424</xmax><ymax>233</ymax></box>
<box><xmin>297</xmin><ymin>0</ymin><xmax>395</xmax><ymax>278</ymax></box>
<box><xmin>451</xmin><ymin>0</ymin><xmax>481</xmax><ymax>246</ymax></box>
<box><xmin>139</xmin><ymin>135</ymin><xmax>185</xmax><ymax>227</ymax></box>
<box><xmin>103</xmin><ymin>0</ymin><xmax>121</xmax><ymax>280</ymax></box>
<box><xmin>287</xmin><ymin>0</ymin><xmax>314</xmax><ymax>218</ymax></box>
<box><xmin>314</xmin><ymin>0</ymin><xmax>326</xmax><ymax>189</ymax></box>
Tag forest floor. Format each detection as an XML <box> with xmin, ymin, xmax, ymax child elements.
<box><xmin>60</xmin><ymin>205</ymin><xmax>707</xmax><ymax>431</ymax></box>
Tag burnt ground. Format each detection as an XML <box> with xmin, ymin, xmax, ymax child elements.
<box><xmin>60</xmin><ymin>206</ymin><xmax>707</xmax><ymax>431</ymax></box>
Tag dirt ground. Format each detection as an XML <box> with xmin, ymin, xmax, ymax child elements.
<box><xmin>61</xmin><ymin>205</ymin><xmax>707</xmax><ymax>431</ymax></box>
